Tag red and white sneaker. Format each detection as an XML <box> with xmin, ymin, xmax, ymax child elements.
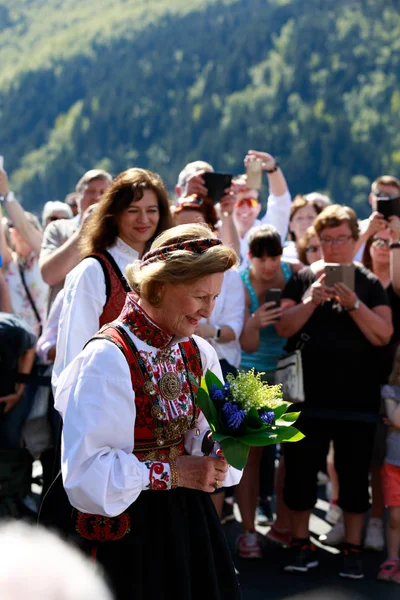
<box><xmin>265</xmin><ymin>525</ymin><xmax>292</xmax><ymax>548</ymax></box>
<box><xmin>237</xmin><ymin>531</ymin><xmax>262</xmax><ymax>559</ymax></box>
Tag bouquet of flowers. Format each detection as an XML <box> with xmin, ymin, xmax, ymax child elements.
<box><xmin>197</xmin><ymin>369</ymin><xmax>304</xmax><ymax>470</ymax></box>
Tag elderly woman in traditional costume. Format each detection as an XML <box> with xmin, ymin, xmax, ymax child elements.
<box><xmin>54</xmin><ymin>223</ymin><xmax>243</xmax><ymax>600</ymax></box>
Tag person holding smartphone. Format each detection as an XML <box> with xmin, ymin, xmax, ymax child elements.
<box><xmin>235</xmin><ymin>224</ymin><xmax>302</xmax><ymax>559</ymax></box>
<box><xmin>276</xmin><ymin>204</ymin><xmax>393</xmax><ymax>580</ymax></box>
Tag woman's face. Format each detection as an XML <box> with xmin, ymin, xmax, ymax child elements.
<box><xmin>290</xmin><ymin>205</ymin><xmax>318</xmax><ymax>240</ymax></box>
<box><xmin>320</xmin><ymin>223</ymin><xmax>355</xmax><ymax>264</ymax></box>
<box><xmin>249</xmin><ymin>253</ymin><xmax>282</xmax><ymax>283</ymax></box>
<box><xmin>370</xmin><ymin>227</ymin><xmax>391</xmax><ymax>268</ymax></box>
<box><xmin>304</xmin><ymin>235</ymin><xmax>322</xmax><ymax>264</ymax></box>
<box><xmin>116</xmin><ymin>189</ymin><xmax>160</xmax><ymax>249</ymax></box>
<box><xmin>154</xmin><ymin>273</ymin><xmax>224</xmax><ymax>338</ymax></box>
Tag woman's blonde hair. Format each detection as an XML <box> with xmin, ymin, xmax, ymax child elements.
<box><xmin>125</xmin><ymin>223</ymin><xmax>237</xmax><ymax>305</ymax></box>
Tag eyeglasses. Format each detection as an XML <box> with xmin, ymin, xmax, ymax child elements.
<box><xmin>372</xmin><ymin>238</ymin><xmax>391</xmax><ymax>248</ymax></box>
<box><xmin>320</xmin><ymin>236</ymin><xmax>353</xmax><ymax>246</ymax></box>
<box><xmin>47</xmin><ymin>216</ymin><xmax>67</xmax><ymax>222</ymax></box>
<box><xmin>235</xmin><ymin>198</ymin><xmax>259</xmax><ymax>208</ymax></box>
<box><xmin>373</xmin><ymin>192</ymin><xmax>400</xmax><ymax>201</ymax></box>
<box><xmin>305</xmin><ymin>245</ymin><xmax>320</xmax><ymax>253</ymax></box>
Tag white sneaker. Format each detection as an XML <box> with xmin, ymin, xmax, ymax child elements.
<box><xmin>364</xmin><ymin>518</ymin><xmax>385</xmax><ymax>551</ymax></box>
<box><xmin>326</xmin><ymin>503</ymin><xmax>342</xmax><ymax>525</ymax></box>
<box><xmin>319</xmin><ymin>517</ymin><xmax>345</xmax><ymax>546</ymax></box>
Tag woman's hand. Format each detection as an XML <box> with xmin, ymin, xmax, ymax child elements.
<box><xmin>244</xmin><ymin>150</ymin><xmax>277</xmax><ymax>172</ymax></box>
<box><xmin>175</xmin><ymin>455</ymin><xmax>229</xmax><ymax>493</ymax></box>
<box><xmin>364</xmin><ymin>211</ymin><xmax>386</xmax><ymax>238</ymax></box>
<box><xmin>308</xmin><ymin>274</ymin><xmax>332</xmax><ymax>306</ymax></box>
<box><xmin>328</xmin><ymin>282</ymin><xmax>358</xmax><ymax>309</ymax></box>
<box><xmin>251</xmin><ymin>302</ymin><xmax>282</xmax><ymax>328</ymax></box>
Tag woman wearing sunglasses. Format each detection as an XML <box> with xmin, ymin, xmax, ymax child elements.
<box><xmin>297</xmin><ymin>226</ymin><xmax>322</xmax><ymax>265</ymax></box>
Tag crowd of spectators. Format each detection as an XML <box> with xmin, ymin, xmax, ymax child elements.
<box><xmin>1</xmin><ymin>152</ymin><xmax>400</xmax><ymax>587</ymax></box>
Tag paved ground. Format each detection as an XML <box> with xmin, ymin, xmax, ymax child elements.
<box><xmin>223</xmin><ymin>497</ymin><xmax>399</xmax><ymax>600</ymax></box>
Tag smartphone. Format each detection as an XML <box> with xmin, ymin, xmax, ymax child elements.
<box><xmin>377</xmin><ymin>197</ymin><xmax>400</xmax><ymax>220</ymax></box>
<box><xmin>0</xmin><ymin>156</ymin><xmax>3</xmax><ymax>171</ymax></box>
<box><xmin>246</xmin><ymin>158</ymin><xmax>262</xmax><ymax>190</ymax></box>
<box><xmin>325</xmin><ymin>263</ymin><xmax>355</xmax><ymax>291</ymax></box>
<box><xmin>265</xmin><ymin>288</ymin><xmax>281</xmax><ymax>307</ymax></box>
<box><xmin>203</xmin><ymin>172</ymin><xmax>232</xmax><ymax>204</ymax></box>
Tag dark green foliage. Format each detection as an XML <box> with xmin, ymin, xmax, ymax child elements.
<box><xmin>1</xmin><ymin>0</ymin><xmax>399</xmax><ymax>217</ymax></box>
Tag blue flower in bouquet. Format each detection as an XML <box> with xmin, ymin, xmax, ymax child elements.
<box><xmin>222</xmin><ymin>402</ymin><xmax>246</xmax><ymax>430</ymax></box>
<box><xmin>196</xmin><ymin>368</ymin><xmax>304</xmax><ymax>470</ymax></box>
<box><xmin>210</xmin><ymin>384</ymin><xmax>225</xmax><ymax>402</ymax></box>
<box><xmin>260</xmin><ymin>411</ymin><xmax>275</xmax><ymax>425</ymax></box>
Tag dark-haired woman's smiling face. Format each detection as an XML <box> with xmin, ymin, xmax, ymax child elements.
<box><xmin>116</xmin><ymin>189</ymin><xmax>160</xmax><ymax>249</ymax></box>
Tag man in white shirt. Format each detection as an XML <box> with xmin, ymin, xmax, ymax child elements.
<box><xmin>233</xmin><ymin>150</ymin><xmax>292</xmax><ymax>270</ymax></box>
<box><xmin>39</xmin><ymin>169</ymin><xmax>112</xmax><ymax>311</ymax></box>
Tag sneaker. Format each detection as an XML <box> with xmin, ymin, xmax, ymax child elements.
<box><xmin>326</xmin><ymin>503</ymin><xmax>342</xmax><ymax>525</ymax></box>
<box><xmin>377</xmin><ymin>559</ymin><xmax>400</xmax><ymax>582</ymax></box>
<box><xmin>220</xmin><ymin>498</ymin><xmax>235</xmax><ymax>525</ymax></box>
<box><xmin>265</xmin><ymin>525</ymin><xmax>292</xmax><ymax>548</ymax></box>
<box><xmin>237</xmin><ymin>531</ymin><xmax>262</xmax><ymax>559</ymax></box>
<box><xmin>365</xmin><ymin>518</ymin><xmax>385</xmax><ymax>552</ymax></box>
<box><xmin>339</xmin><ymin>547</ymin><xmax>364</xmax><ymax>580</ymax></box>
<box><xmin>319</xmin><ymin>517</ymin><xmax>345</xmax><ymax>547</ymax></box>
<box><xmin>284</xmin><ymin>542</ymin><xmax>319</xmax><ymax>573</ymax></box>
<box><xmin>255</xmin><ymin>498</ymin><xmax>274</xmax><ymax>526</ymax></box>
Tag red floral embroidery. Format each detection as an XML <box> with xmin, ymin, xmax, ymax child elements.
<box><xmin>119</xmin><ymin>294</ymin><xmax>173</xmax><ymax>348</ymax></box>
<box><xmin>75</xmin><ymin>511</ymin><xmax>131</xmax><ymax>542</ymax></box>
<box><xmin>147</xmin><ymin>461</ymin><xmax>169</xmax><ymax>490</ymax></box>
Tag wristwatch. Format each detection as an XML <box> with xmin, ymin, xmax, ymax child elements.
<box><xmin>347</xmin><ymin>299</ymin><xmax>360</xmax><ymax>312</ymax></box>
<box><xmin>0</xmin><ymin>191</ymin><xmax>16</xmax><ymax>203</ymax></box>
<box><xmin>211</xmin><ymin>326</ymin><xmax>221</xmax><ymax>341</ymax></box>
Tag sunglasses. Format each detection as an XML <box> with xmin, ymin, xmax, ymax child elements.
<box><xmin>305</xmin><ymin>245</ymin><xmax>320</xmax><ymax>253</ymax></box>
<box><xmin>372</xmin><ymin>238</ymin><xmax>391</xmax><ymax>248</ymax></box>
<box><xmin>47</xmin><ymin>216</ymin><xmax>67</xmax><ymax>222</ymax></box>
<box><xmin>235</xmin><ymin>198</ymin><xmax>259</xmax><ymax>208</ymax></box>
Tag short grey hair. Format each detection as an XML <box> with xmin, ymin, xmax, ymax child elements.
<box><xmin>0</xmin><ymin>521</ymin><xmax>112</xmax><ymax>600</ymax></box>
<box><xmin>41</xmin><ymin>200</ymin><xmax>73</xmax><ymax>227</ymax></box>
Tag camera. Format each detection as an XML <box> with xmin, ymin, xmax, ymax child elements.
<box><xmin>203</xmin><ymin>172</ymin><xmax>232</xmax><ymax>204</ymax></box>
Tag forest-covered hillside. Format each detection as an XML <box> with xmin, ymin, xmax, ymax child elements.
<box><xmin>1</xmin><ymin>0</ymin><xmax>400</xmax><ymax>217</ymax></box>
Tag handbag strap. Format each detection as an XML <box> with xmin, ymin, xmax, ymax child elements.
<box><xmin>18</xmin><ymin>263</ymin><xmax>43</xmax><ymax>336</ymax></box>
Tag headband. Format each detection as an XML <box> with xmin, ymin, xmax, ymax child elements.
<box><xmin>141</xmin><ymin>237</ymin><xmax>222</xmax><ymax>268</ymax></box>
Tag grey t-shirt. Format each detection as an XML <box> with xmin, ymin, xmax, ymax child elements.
<box><xmin>39</xmin><ymin>217</ymin><xmax>79</xmax><ymax>312</ymax></box>
<box><xmin>382</xmin><ymin>384</ymin><xmax>400</xmax><ymax>467</ymax></box>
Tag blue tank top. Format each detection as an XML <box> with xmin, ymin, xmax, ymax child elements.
<box><xmin>240</xmin><ymin>262</ymin><xmax>292</xmax><ymax>373</ymax></box>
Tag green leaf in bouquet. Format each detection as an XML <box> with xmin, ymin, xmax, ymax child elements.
<box><xmin>210</xmin><ymin>431</ymin><xmax>230</xmax><ymax>443</ymax></box>
<box><xmin>246</xmin><ymin>407</ymin><xmax>265</xmax><ymax>430</ymax></box>
<box><xmin>275</xmin><ymin>425</ymin><xmax>305</xmax><ymax>443</ymax></box>
<box><xmin>205</xmin><ymin>369</ymin><xmax>224</xmax><ymax>392</ymax></box>
<box><xmin>239</xmin><ymin>430</ymin><xmax>279</xmax><ymax>446</ymax></box>
<box><xmin>275</xmin><ymin>412</ymin><xmax>301</xmax><ymax>427</ymax></box>
<box><xmin>219</xmin><ymin>437</ymin><xmax>249</xmax><ymax>470</ymax></box>
<box><xmin>197</xmin><ymin>387</ymin><xmax>219</xmax><ymax>427</ymax></box>
<box><xmin>271</xmin><ymin>401</ymin><xmax>293</xmax><ymax>420</ymax></box>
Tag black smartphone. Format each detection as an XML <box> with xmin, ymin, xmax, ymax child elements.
<box><xmin>325</xmin><ymin>263</ymin><xmax>355</xmax><ymax>291</ymax></box>
<box><xmin>203</xmin><ymin>172</ymin><xmax>232</xmax><ymax>204</ymax></box>
<box><xmin>265</xmin><ymin>288</ymin><xmax>281</xmax><ymax>307</ymax></box>
<box><xmin>377</xmin><ymin>197</ymin><xmax>400</xmax><ymax>220</ymax></box>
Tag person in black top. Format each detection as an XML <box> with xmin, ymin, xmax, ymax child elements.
<box><xmin>276</xmin><ymin>204</ymin><xmax>393</xmax><ymax>580</ymax></box>
<box><xmin>0</xmin><ymin>312</ymin><xmax>36</xmax><ymax>517</ymax></box>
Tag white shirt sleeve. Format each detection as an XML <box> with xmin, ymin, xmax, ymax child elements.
<box><xmin>36</xmin><ymin>289</ymin><xmax>64</xmax><ymax>364</ymax></box>
<box><xmin>57</xmin><ymin>339</ymin><xmax>174</xmax><ymax>517</ymax></box>
<box><xmin>52</xmin><ymin>258</ymin><xmax>107</xmax><ymax>391</ymax></box>
<box><xmin>260</xmin><ymin>191</ymin><xmax>292</xmax><ymax>242</ymax></box>
<box><xmin>219</xmin><ymin>270</ymin><xmax>245</xmax><ymax>340</ymax></box>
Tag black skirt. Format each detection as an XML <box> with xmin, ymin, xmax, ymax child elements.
<box><xmin>40</xmin><ymin>478</ymin><xmax>241</xmax><ymax>600</ymax></box>
<box><xmin>85</xmin><ymin>488</ymin><xmax>241</xmax><ymax>600</ymax></box>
